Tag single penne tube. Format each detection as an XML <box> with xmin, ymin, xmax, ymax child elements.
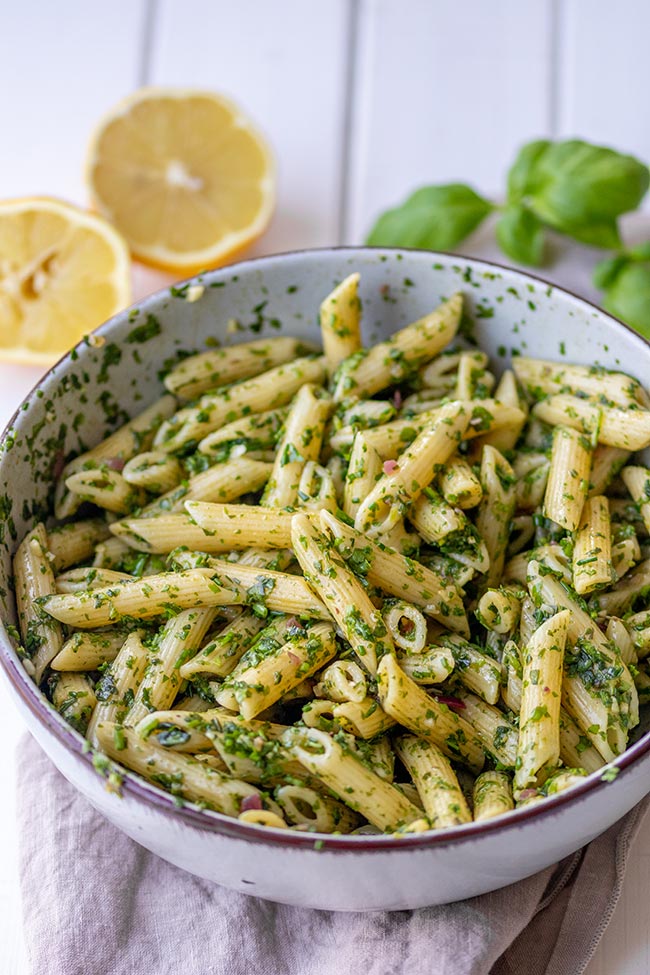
<box><xmin>164</xmin><ymin>336</ymin><xmax>313</xmax><ymax>400</ymax></box>
<box><xmin>238</xmin><ymin>811</ymin><xmax>288</xmax><ymax>829</ymax></box>
<box><xmin>572</xmin><ymin>495</ymin><xmax>613</xmax><ymax>594</ymax></box>
<box><xmin>621</xmin><ymin>466</ymin><xmax>650</xmax><ymax>535</ymax></box>
<box><xmin>339</xmin><ymin>398</ymin><xmax>397</xmax><ymax>431</ymax></box>
<box><xmin>438</xmin><ymin>456</ymin><xmax>483</xmax><ymax>509</ymax></box>
<box><xmin>291</xmin><ymin>513</ymin><xmax>393</xmax><ymax>674</ymax></box>
<box><xmin>52</xmin><ymin>673</ymin><xmax>97</xmax><ymax>733</ymax></box>
<box><xmin>86</xmin><ymin>632</ymin><xmax>149</xmax><ymax>742</ymax></box>
<box><xmin>612</xmin><ymin>536</ymin><xmax>640</xmax><ymax>581</ymax></box>
<box><xmin>50</xmin><ymin>629</ymin><xmax>129</xmax><ymax>671</ymax></box>
<box><xmin>38</xmin><ymin>569</ymin><xmax>237</xmax><ymax>628</ymax></box>
<box><xmin>122</xmin><ymin>451</ymin><xmax>182</xmax><ymax>493</ymax></box>
<box><xmin>376</xmin><ymin>654</ymin><xmax>485</xmax><ymax>773</ymax></box>
<box><xmin>111</xmin><ymin>503</ymin><xmax>293</xmax><ymax>554</ymax></box>
<box><xmin>284</xmin><ymin>727</ymin><xmax>420</xmax><ymax>832</ymax></box>
<box><xmin>95</xmin><ymin>722</ymin><xmax>266</xmax><ymax>815</ymax></box>
<box><xmin>559</xmin><ymin>707</ymin><xmax>606</xmax><ymax>774</ymax></box>
<box><xmin>514</xmin><ymin>610</ymin><xmax>570</xmax><ymax>791</ymax></box>
<box><xmin>47</xmin><ymin>518</ymin><xmax>111</xmax><ymax>573</ymax></box>
<box><xmin>454</xmin><ymin>351</ymin><xmax>491</xmax><ymax>400</ymax></box>
<box><xmin>408</xmin><ymin>488</ymin><xmax>464</xmax><ymax>541</ymax></box>
<box><xmin>205</xmin><ymin>559</ymin><xmax>328</xmax><ymax>618</ymax></box>
<box><xmin>624</xmin><ymin>610</ymin><xmax>650</xmax><ymax>658</ymax></box>
<box><xmin>14</xmin><ymin>523</ymin><xmax>63</xmax><ymax>682</ymax></box>
<box><xmin>333</xmin><ymin>293</ymin><xmax>462</xmax><ymax>401</ymax></box>
<box><xmin>589</xmin><ymin>446</ymin><xmax>630</xmax><ymax>497</ymax></box>
<box><xmin>198</xmin><ymin>408</ymin><xmax>289</xmax><ymax>455</ymax></box>
<box><xmin>134</xmin><ymin>709</ymin><xmax>216</xmax><ymax>752</ymax></box>
<box><xmin>295</xmin><ymin>461</ymin><xmax>338</xmax><ymax>514</ymax></box>
<box><xmin>332</xmin><ymin>698</ymin><xmax>396</xmax><ymax>738</ymax></box>
<box><xmin>55</xmin><ymin>567</ymin><xmax>133</xmax><ymax>593</ymax></box>
<box><xmin>501</xmin><ymin>641</ymin><xmax>523</xmax><ymax>714</ymax></box>
<box><xmin>453</xmin><ymin>688</ymin><xmax>518</xmax><ymax>769</ymax></box>
<box><xmin>319</xmin><ymin>272</ymin><xmax>362</xmax><ymax>370</ymax></box>
<box><xmin>179</xmin><ymin>612</ymin><xmax>266</xmax><ymax>678</ymax></box>
<box><xmin>476</xmin><ymin>445</ymin><xmax>516</xmax><ymax>587</ymax></box>
<box><xmin>143</xmin><ymin>457</ymin><xmax>273</xmax><ymax>515</ymax></box>
<box><xmin>543</xmin><ymin>426</ymin><xmax>591</xmax><ymax>531</ymax></box>
<box><xmin>606</xmin><ymin>617</ymin><xmax>637</xmax><ymax>665</ymax></box>
<box><xmin>263</xmin><ymin>384</ymin><xmax>333</xmax><ymax>507</ymax></box>
<box><xmin>343</xmin><ymin>431</ymin><xmax>384</xmax><ymax>519</ymax></box>
<box><xmin>527</xmin><ymin>559</ymin><xmax>638</xmax><ymax>749</ymax></box>
<box><xmin>355</xmin><ymin>401</ymin><xmax>471</xmax><ymax>536</ymax></box>
<box><xmin>218</xmin><ymin>622</ymin><xmax>337</xmax><ymax>720</ymax></box>
<box><xmin>395</xmin><ymin>736</ymin><xmax>471</xmax><ymax>828</ymax></box>
<box><xmin>65</xmin><ymin>468</ymin><xmax>144</xmax><ymax>515</ymax></box>
<box><xmin>397</xmin><ymin>646</ymin><xmax>455</xmax><ymax>684</ymax></box>
<box><xmin>383</xmin><ymin>600</ymin><xmax>427</xmax><ymax>653</ymax></box>
<box><xmin>314</xmin><ymin>659</ymin><xmax>368</xmax><ymax>704</ymax></box>
<box><xmin>515</xmin><ymin>458</ymin><xmax>550</xmax><ymax>512</ymax></box>
<box><xmin>127</xmin><ymin>608</ymin><xmax>218</xmax><ymax>724</ymax></box>
<box><xmin>562</xmin><ymin>674</ymin><xmax>617</xmax><ymax>763</ymax></box>
<box><xmin>512</xmin><ymin>357</ymin><xmax>643</xmax><ymax>407</ymax></box>
<box><xmin>533</xmin><ymin>394</ymin><xmax>650</xmax><ymax>451</ymax></box>
<box><xmin>476</xmin><ymin>586</ymin><xmax>522</xmax><ymax>634</ymax></box>
<box><xmin>55</xmin><ymin>394</ymin><xmax>177</xmax><ymax>519</ymax></box>
<box><xmin>440</xmin><ymin>635</ymin><xmax>502</xmax><ymax>705</ymax></box>
<box><xmin>275</xmin><ymin>784</ymin><xmax>359</xmax><ymax>833</ymax></box>
<box><xmin>154</xmin><ymin>355</ymin><xmax>327</xmax><ymax>452</ymax></box>
<box><xmin>92</xmin><ymin>536</ymin><xmax>132</xmax><ymax>569</ymax></box>
<box><xmin>473</xmin><ymin>770</ymin><xmax>514</xmax><ymax>822</ymax></box>
<box><xmin>592</xmin><ymin>558</ymin><xmax>650</xmax><ymax>616</ymax></box>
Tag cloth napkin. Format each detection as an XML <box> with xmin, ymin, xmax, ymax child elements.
<box><xmin>17</xmin><ymin>734</ymin><xmax>649</xmax><ymax>975</ymax></box>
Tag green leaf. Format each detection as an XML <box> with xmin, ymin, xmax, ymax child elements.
<box><xmin>495</xmin><ymin>205</ymin><xmax>545</xmax><ymax>266</ymax></box>
<box><xmin>522</xmin><ymin>140</ymin><xmax>649</xmax><ymax>243</ymax></box>
<box><xmin>599</xmin><ymin>260</ymin><xmax>650</xmax><ymax>338</ymax></box>
<box><xmin>506</xmin><ymin>140</ymin><xmax>551</xmax><ymax>203</ymax></box>
<box><xmin>366</xmin><ymin>184</ymin><xmax>494</xmax><ymax>251</ymax></box>
<box><xmin>593</xmin><ymin>254</ymin><xmax>628</xmax><ymax>290</ymax></box>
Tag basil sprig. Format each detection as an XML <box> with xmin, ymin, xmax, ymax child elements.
<box><xmin>365</xmin><ymin>138</ymin><xmax>650</xmax><ymax>336</ymax></box>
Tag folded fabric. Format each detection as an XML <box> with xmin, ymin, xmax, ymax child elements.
<box><xmin>17</xmin><ymin>734</ymin><xmax>649</xmax><ymax>975</ymax></box>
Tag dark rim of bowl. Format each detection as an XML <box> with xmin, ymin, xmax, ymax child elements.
<box><xmin>1</xmin><ymin>244</ymin><xmax>649</xmax><ymax>853</ymax></box>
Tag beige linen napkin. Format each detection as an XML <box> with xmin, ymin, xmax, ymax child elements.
<box><xmin>17</xmin><ymin>734</ymin><xmax>649</xmax><ymax>975</ymax></box>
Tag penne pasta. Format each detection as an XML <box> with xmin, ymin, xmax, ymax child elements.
<box><xmin>543</xmin><ymin>425</ymin><xmax>591</xmax><ymax>531</ymax></box>
<box><xmin>319</xmin><ymin>273</ymin><xmax>362</xmax><ymax>370</ymax></box>
<box><xmin>395</xmin><ymin>736</ymin><xmax>472</xmax><ymax>828</ymax></box>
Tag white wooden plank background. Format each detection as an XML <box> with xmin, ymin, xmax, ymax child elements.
<box><xmin>3</xmin><ymin>1</ymin><xmax>650</xmax><ymax>972</ymax></box>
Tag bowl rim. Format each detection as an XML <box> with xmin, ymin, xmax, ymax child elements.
<box><xmin>1</xmin><ymin>243</ymin><xmax>649</xmax><ymax>853</ymax></box>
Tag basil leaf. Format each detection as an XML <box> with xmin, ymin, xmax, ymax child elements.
<box><xmin>545</xmin><ymin>218</ymin><xmax>622</xmax><ymax>250</ymax></box>
<box><xmin>506</xmin><ymin>140</ymin><xmax>551</xmax><ymax>203</ymax></box>
<box><xmin>598</xmin><ymin>259</ymin><xmax>650</xmax><ymax>338</ymax></box>
<box><xmin>495</xmin><ymin>205</ymin><xmax>545</xmax><ymax>266</ymax></box>
<box><xmin>523</xmin><ymin>140</ymin><xmax>648</xmax><ymax>236</ymax></box>
<box><xmin>366</xmin><ymin>184</ymin><xmax>493</xmax><ymax>250</ymax></box>
<box><xmin>593</xmin><ymin>254</ymin><xmax>628</xmax><ymax>290</ymax></box>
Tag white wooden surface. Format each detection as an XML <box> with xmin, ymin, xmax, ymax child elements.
<box><xmin>2</xmin><ymin>1</ymin><xmax>650</xmax><ymax>971</ymax></box>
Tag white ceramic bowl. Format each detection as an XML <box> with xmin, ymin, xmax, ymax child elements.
<box><xmin>2</xmin><ymin>247</ymin><xmax>650</xmax><ymax>911</ymax></box>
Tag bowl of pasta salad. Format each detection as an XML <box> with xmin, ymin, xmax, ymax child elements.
<box><xmin>2</xmin><ymin>247</ymin><xmax>650</xmax><ymax>910</ymax></box>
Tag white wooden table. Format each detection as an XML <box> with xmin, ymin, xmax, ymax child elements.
<box><xmin>2</xmin><ymin>2</ymin><xmax>650</xmax><ymax>971</ymax></box>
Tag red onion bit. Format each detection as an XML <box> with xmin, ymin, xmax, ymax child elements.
<box><xmin>435</xmin><ymin>694</ymin><xmax>466</xmax><ymax>711</ymax></box>
<box><xmin>240</xmin><ymin>794</ymin><xmax>263</xmax><ymax>812</ymax></box>
<box><xmin>392</xmin><ymin>389</ymin><xmax>403</xmax><ymax>410</ymax></box>
<box><xmin>518</xmin><ymin>788</ymin><xmax>538</xmax><ymax>801</ymax></box>
<box><xmin>383</xmin><ymin>459</ymin><xmax>399</xmax><ymax>475</ymax></box>
<box><xmin>52</xmin><ymin>450</ymin><xmax>65</xmax><ymax>481</ymax></box>
<box><xmin>287</xmin><ymin>650</ymin><xmax>301</xmax><ymax>666</ymax></box>
<box><xmin>105</xmin><ymin>457</ymin><xmax>125</xmax><ymax>472</ymax></box>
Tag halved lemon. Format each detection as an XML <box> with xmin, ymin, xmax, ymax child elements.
<box><xmin>0</xmin><ymin>197</ymin><xmax>131</xmax><ymax>365</ymax></box>
<box><xmin>86</xmin><ymin>88</ymin><xmax>276</xmax><ymax>273</ymax></box>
